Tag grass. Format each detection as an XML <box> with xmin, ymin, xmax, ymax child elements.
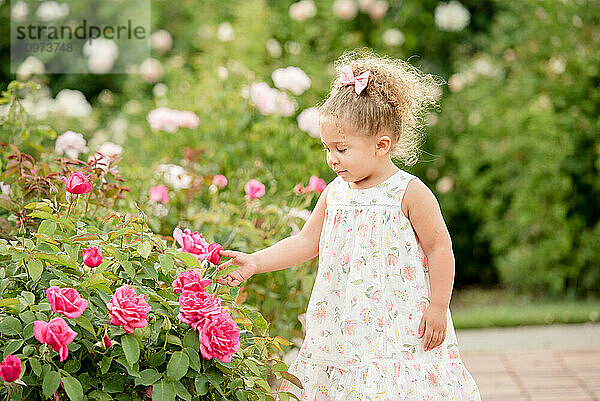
<box><xmin>449</xmin><ymin>287</ymin><xmax>600</xmax><ymax>329</ymax></box>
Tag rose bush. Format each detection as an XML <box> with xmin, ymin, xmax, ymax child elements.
<box><xmin>0</xmin><ymin>206</ymin><xmax>302</xmax><ymax>401</ymax></box>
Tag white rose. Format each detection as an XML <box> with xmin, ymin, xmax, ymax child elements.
<box><xmin>272</xmin><ymin>66</ymin><xmax>311</xmax><ymax>95</ymax></box>
<box><xmin>434</xmin><ymin>1</ymin><xmax>470</xmax><ymax>32</ymax></box>
<box><xmin>55</xmin><ymin>131</ymin><xmax>88</xmax><ymax>159</ymax></box>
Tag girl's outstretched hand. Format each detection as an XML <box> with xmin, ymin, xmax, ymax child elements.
<box><xmin>418</xmin><ymin>304</ymin><xmax>447</xmax><ymax>351</ymax></box>
<box><xmin>215</xmin><ymin>250</ymin><xmax>258</xmax><ymax>287</ymax></box>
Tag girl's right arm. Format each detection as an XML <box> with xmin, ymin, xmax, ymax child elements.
<box><xmin>216</xmin><ymin>184</ymin><xmax>330</xmax><ymax>287</ymax></box>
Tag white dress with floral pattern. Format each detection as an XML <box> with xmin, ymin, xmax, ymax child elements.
<box><xmin>278</xmin><ymin>169</ymin><xmax>481</xmax><ymax>401</ymax></box>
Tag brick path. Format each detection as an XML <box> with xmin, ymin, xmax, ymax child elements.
<box><xmin>457</xmin><ymin>324</ymin><xmax>600</xmax><ymax>401</ymax></box>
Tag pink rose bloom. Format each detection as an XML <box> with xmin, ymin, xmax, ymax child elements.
<box><xmin>147</xmin><ymin>107</ymin><xmax>199</xmax><ymax>133</ymax></box>
<box><xmin>145</xmin><ymin>386</ymin><xmax>153</xmax><ymax>400</ymax></box>
<box><xmin>172</xmin><ymin>270</ymin><xmax>212</xmax><ymax>294</ymax></box>
<box><xmin>82</xmin><ymin>246</ymin><xmax>103</xmax><ymax>268</ymax></box>
<box><xmin>46</xmin><ymin>286</ymin><xmax>88</xmax><ymax>319</ymax></box>
<box><xmin>244</xmin><ymin>179</ymin><xmax>265</xmax><ymax>199</ymax></box>
<box><xmin>0</xmin><ymin>355</ymin><xmax>22</xmax><ymax>382</ymax></box>
<box><xmin>63</xmin><ymin>171</ymin><xmax>92</xmax><ymax>194</ymax></box>
<box><xmin>149</xmin><ymin>185</ymin><xmax>169</xmax><ymax>204</ymax></box>
<box><xmin>33</xmin><ymin>318</ymin><xmax>78</xmax><ymax>362</ymax></box>
<box><xmin>178</xmin><ymin>291</ymin><xmax>223</xmax><ymax>330</ymax></box>
<box><xmin>107</xmin><ymin>285</ymin><xmax>151</xmax><ymax>333</ymax></box>
<box><xmin>198</xmin><ymin>310</ymin><xmax>240</xmax><ymax>363</ymax></box>
<box><xmin>173</xmin><ymin>227</ymin><xmax>211</xmax><ymax>261</ymax></box>
<box><xmin>271</xmin><ymin>66</ymin><xmax>311</xmax><ymax>96</ymax></box>
<box><xmin>304</xmin><ymin>176</ymin><xmax>326</xmax><ymax>193</ymax></box>
<box><xmin>212</xmin><ymin>175</ymin><xmax>227</xmax><ymax>189</ymax></box>
<box><xmin>207</xmin><ymin>243</ymin><xmax>223</xmax><ymax>265</ymax></box>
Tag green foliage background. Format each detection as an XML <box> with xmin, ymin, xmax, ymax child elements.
<box><xmin>1</xmin><ymin>0</ymin><xmax>599</xmax><ymax>350</ymax></box>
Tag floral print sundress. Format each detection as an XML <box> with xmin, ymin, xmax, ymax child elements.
<box><xmin>278</xmin><ymin>169</ymin><xmax>481</xmax><ymax>401</ymax></box>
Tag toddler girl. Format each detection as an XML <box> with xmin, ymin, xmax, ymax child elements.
<box><xmin>217</xmin><ymin>50</ymin><xmax>481</xmax><ymax>400</ymax></box>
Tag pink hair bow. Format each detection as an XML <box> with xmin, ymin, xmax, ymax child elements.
<box><xmin>339</xmin><ymin>65</ymin><xmax>370</xmax><ymax>95</ymax></box>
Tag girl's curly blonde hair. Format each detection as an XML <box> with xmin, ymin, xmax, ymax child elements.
<box><xmin>320</xmin><ymin>49</ymin><xmax>442</xmax><ymax>166</ymax></box>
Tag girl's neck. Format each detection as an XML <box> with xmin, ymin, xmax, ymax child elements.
<box><xmin>347</xmin><ymin>159</ymin><xmax>399</xmax><ymax>190</ymax></box>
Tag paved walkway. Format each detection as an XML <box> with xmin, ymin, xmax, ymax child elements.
<box><xmin>278</xmin><ymin>323</ymin><xmax>600</xmax><ymax>399</ymax></box>
<box><xmin>457</xmin><ymin>323</ymin><xmax>600</xmax><ymax>400</ymax></box>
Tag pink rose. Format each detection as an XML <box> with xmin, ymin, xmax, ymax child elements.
<box><xmin>207</xmin><ymin>243</ymin><xmax>223</xmax><ymax>265</ymax></box>
<box><xmin>212</xmin><ymin>175</ymin><xmax>228</xmax><ymax>189</ymax></box>
<box><xmin>0</xmin><ymin>355</ymin><xmax>22</xmax><ymax>382</ymax></box>
<box><xmin>33</xmin><ymin>318</ymin><xmax>78</xmax><ymax>362</ymax></box>
<box><xmin>149</xmin><ymin>185</ymin><xmax>169</xmax><ymax>204</ymax></box>
<box><xmin>46</xmin><ymin>286</ymin><xmax>88</xmax><ymax>319</ymax></box>
<box><xmin>172</xmin><ymin>270</ymin><xmax>212</xmax><ymax>294</ymax></box>
<box><xmin>304</xmin><ymin>175</ymin><xmax>326</xmax><ymax>193</ymax></box>
<box><xmin>82</xmin><ymin>246</ymin><xmax>103</xmax><ymax>268</ymax></box>
<box><xmin>178</xmin><ymin>291</ymin><xmax>223</xmax><ymax>330</ymax></box>
<box><xmin>145</xmin><ymin>386</ymin><xmax>153</xmax><ymax>400</ymax></box>
<box><xmin>244</xmin><ymin>179</ymin><xmax>265</xmax><ymax>199</ymax></box>
<box><xmin>198</xmin><ymin>310</ymin><xmax>240</xmax><ymax>363</ymax></box>
<box><xmin>107</xmin><ymin>285</ymin><xmax>151</xmax><ymax>333</ymax></box>
<box><xmin>63</xmin><ymin>171</ymin><xmax>92</xmax><ymax>194</ymax></box>
<box><xmin>173</xmin><ymin>227</ymin><xmax>211</xmax><ymax>261</ymax></box>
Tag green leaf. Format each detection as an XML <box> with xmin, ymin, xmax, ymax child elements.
<box><xmin>148</xmin><ymin>350</ymin><xmax>166</xmax><ymax>367</ymax></box>
<box><xmin>152</xmin><ymin>380</ymin><xmax>175</xmax><ymax>401</ymax></box>
<box><xmin>134</xmin><ymin>369</ymin><xmax>162</xmax><ymax>386</ymax></box>
<box><xmin>88</xmin><ymin>390</ymin><xmax>112</xmax><ymax>401</ymax></box>
<box><xmin>100</xmin><ymin>357</ymin><xmax>113</xmax><ymax>375</ymax></box>
<box><xmin>103</xmin><ymin>373</ymin><xmax>125</xmax><ymax>393</ymax></box>
<box><xmin>184</xmin><ymin>348</ymin><xmax>201</xmax><ymax>373</ymax></box>
<box><xmin>166</xmin><ymin>351</ymin><xmax>189</xmax><ymax>381</ymax></box>
<box><xmin>244</xmin><ymin>359</ymin><xmax>262</xmax><ymax>376</ymax></box>
<box><xmin>3</xmin><ymin>340</ymin><xmax>24</xmax><ymax>359</ymax></box>
<box><xmin>42</xmin><ymin>371</ymin><xmax>61</xmax><ymax>398</ymax></box>
<box><xmin>137</xmin><ymin>242</ymin><xmax>152</xmax><ymax>259</ymax></box>
<box><xmin>38</xmin><ymin>220</ymin><xmax>57</xmax><ymax>236</ymax></box>
<box><xmin>62</xmin><ymin>376</ymin><xmax>84</xmax><ymax>401</ymax></box>
<box><xmin>159</xmin><ymin>254</ymin><xmax>174</xmax><ymax>275</ymax></box>
<box><xmin>75</xmin><ymin>316</ymin><xmax>96</xmax><ymax>335</ymax></box>
<box><xmin>0</xmin><ymin>316</ymin><xmax>22</xmax><ymax>335</ymax></box>
<box><xmin>27</xmin><ymin>259</ymin><xmax>44</xmax><ymax>282</ymax></box>
<box><xmin>120</xmin><ymin>260</ymin><xmax>135</xmax><ymax>279</ymax></box>
<box><xmin>205</xmin><ymin>371</ymin><xmax>227</xmax><ymax>398</ymax></box>
<box><xmin>29</xmin><ymin>358</ymin><xmax>42</xmax><ymax>376</ymax></box>
<box><xmin>121</xmin><ymin>334</ymin><xmax>140</xmax><ymax>365</ymax></box>
<box><xmin>172</xmin><ymin>381</ymin><xmax>191</xmax><ymax>401</ymax></box>
<box><xmin>183</xmin><ymin>330</ymin><xmax>200</xmax><ymax>351</ymax></box>
<box><xmin>243</xmin><ymin>310</ymin><xmax>268</xmax><ymax>333</ymax></box>
<box><xmin>0</xmin><ymin>298</ymin><xmax>19</xmax><ymax>308</ymax></box>
<box><xmin>171</xmin><ymin>251</ymin><xmax>200</xmax><ymax>269</ymax></box>
<box><xmin>194</xmin><ymin>376</ymin><xmax>209</xmax><ymax>396</ymax></box>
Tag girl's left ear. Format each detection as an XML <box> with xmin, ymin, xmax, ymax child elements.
<box><xmin>376</xmin><ymin>135</ymin><xmax>392</xmax><ymax>155</ymax></box>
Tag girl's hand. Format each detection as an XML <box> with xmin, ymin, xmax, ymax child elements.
<box><xmin>215</xmin><ymin>250</ymin><xmax>258</xmax><ymax>287</ymax></box>
<box><xmin>418</xmin><ymin>304</ymin><xmax>447</xmax><ymax>351</ymax></box>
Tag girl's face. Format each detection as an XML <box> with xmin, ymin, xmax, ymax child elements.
<box><xmin>320</xmin><ymin>118</ymin><xmax>385</xmax><ymax>186</ymax></box>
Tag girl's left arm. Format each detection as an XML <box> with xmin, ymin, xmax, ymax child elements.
<box><xmin>402</xmin><ymin>178</ymin><xmax>455</xmax><ymax>351</ymax></box>
<box><xmin>402</xmin><ymin>178</ymin><xmax>455</xmax><ymax>309</ymax></box>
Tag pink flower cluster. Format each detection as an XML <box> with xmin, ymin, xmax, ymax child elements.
<box><xmin>33</xmin><ymin>282</ymin><xmax>152</xmax><ymax>362</ymax></box>
<box><xmin>146</xmin><ymin>107</ymin><xmax>200</xmax><ymax>133</ymax></box>
<box><xmin>173</xmin><ymin>270</ymin><xmax>240</xmax><ymax>363</ymax></box>
<box><xmin>294</xmin><ymin>175</ymin><xmax>326</xmax><ymax>194</ymax></box>
<box><xmin>173</xmin><ymin>228</ymin><xmax>223</xmax><ymax>264</ymax></box>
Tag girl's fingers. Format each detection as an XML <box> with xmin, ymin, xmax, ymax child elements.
<box><xmin>423</xmin><ymin>329</ymin><xmax>433</xmax><ymax>351</ymax></box>
<box><xmin>220</xmin><ymin>250</ymin><xmax>238</xmax><ymax>258</ymax></box>
<box><xmin>418</xmin><ymin>317</ymin><xmax>426</xmax><ymax>338</ymax></box>
<box><xmin>217</xmin><ymin>259</ymin><xmax>234</xmax><ymax>271</ymax></box>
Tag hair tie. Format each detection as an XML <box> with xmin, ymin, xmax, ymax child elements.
<box><xmin>339</xmin><ymin>65</ymin><xmax>370</xmax><ymax>95</ymax></box>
